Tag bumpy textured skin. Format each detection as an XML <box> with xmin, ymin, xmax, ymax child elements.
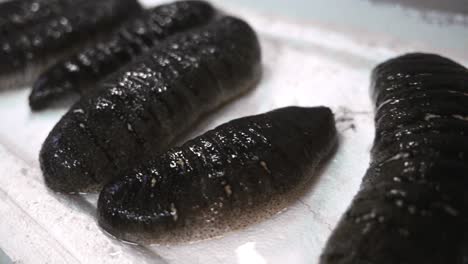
<box><xmin>40</xmin><ymin>17</ymin><xmax>262</xmax><ymax>193</ymax></box>
<box><xmin>320</xmin><ymin>53</ymin><xmax>468</xmax><ymax>264</ymax></box>
<box><xmin>0</xmin><ymin>0</ymin><xmax>77</xmax><ymax>34</ymax></box>
<box><xmin>29</xmin><ymin>1</ymin><xmax>216</xmax><ymax>110</ymax></box>
<box><xmin>97</xmin><ymin>107</ymin><xmax>337</xmax><ymax>243</ymax></box>
<box><xmin>0</xmin><ymin>0</ymin><xmax>142</xmax><ymax>90</ymax></box>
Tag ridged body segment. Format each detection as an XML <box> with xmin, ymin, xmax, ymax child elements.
<box><xmin>97</xmin><ymin>107</ymin><xmax>337</xmax><ymax>243</ymax></box>
<box><xmin>29</xmin><ymin>1</ymin><xmax>216</xmax><ymax>110</ymax></box>
<box><xmin>40</xmin><ymin>16</ymin><xmax>262</xmax><ymax>193</ymax></box>
<box><xmin>320</xmin><ymin>53</ymin><xmax>468</xmax><ymax>264</ymax></box>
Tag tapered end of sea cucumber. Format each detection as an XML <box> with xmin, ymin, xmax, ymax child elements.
<box><xmin>40</xmin><ymin>112</ymin><xmax>111</xmax><ymax>193</ymax></box>
<box><xmin>268</xmin><ymin>106</ymin><xmax>336</xmax><ymax>135</ymax></box>
<box><xmin>98</xmin><ymin>173</ymin><xmax>176</xmax><ymax>244</ymax></box>
<box><xmin>370</xmin><ymin>53</ymin><xmax>468</xmax><ymax>103</ymax></box>
<box><xmin>29</xmin><ymin>67</ymin><xmax>77</xmax><ymax>111</ymax></box>
<box><xmin>372</xmin><ymin>53</ymin><xmax>465</xmax><ymax>82</ymax></box>
<box><xmin>265</xmin><ymin>106</ymin><xmax>338</xmax><ymax>161</ymax></box>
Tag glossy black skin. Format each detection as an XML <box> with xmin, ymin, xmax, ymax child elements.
<box><xmin>40</xmin><ymin>17</ymin><xmax>262</xmax><ymax>194</ymax></box>
<box><xmin>29</xmin><ymin>1</ymin><xmax>216</xmax><ymax>111</ymax></box>
<box><xmin>0</xmin><ymin>0</ymin><xmax>78</xmax><ymax>34</ymax></box>
<box><xmin>320</xmin><ymin>53</ymin><xmax>468</xmax><ymax>264</ymax></box>
<box><xmin>0</xmin><ymin>0</ymin><xmax>142</xmax><ymax>90</ymax></box>
<box><xmin>97</xmin><ymin>106</ymin><xmax>337</xmax><ymax>243</ymax></box>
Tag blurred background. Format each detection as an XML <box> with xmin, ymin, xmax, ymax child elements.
<box><xmin>214</xmin><ymin>0</ymin><xmax>468</xmax><ymax>59</ymax></box>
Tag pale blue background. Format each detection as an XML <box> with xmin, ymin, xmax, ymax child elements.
<box><xmin>0</xmin><ymin>248</ymin><xmax>12</xmax><ymax>264</ymax></box>
<box><xmin>224</xmin><ymin>0</ymin><xmax>468</xmax><ymax>54</ymax></box>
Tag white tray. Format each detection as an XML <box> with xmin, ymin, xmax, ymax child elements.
<box><xmin>0</xmin><ymin>1</ymin><xmax>466</xmax><ymax>263</ymax></box>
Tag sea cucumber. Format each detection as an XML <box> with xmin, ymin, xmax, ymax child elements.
<box><xmin>0</xmin><ymin>0</ymin><xmax>78</xmax><ymax>33</ymax></box>
<box><xmin>40</xmin><ymin>16</ymin><xmax>262</xmax><ymax>193</ymax></box>
<box><xmin>97</xmin><ymin>106</ymin><xmax>337</xmax><ymax>244</ymax></box>
<box><xmin>0</xmin><ymin>0</ymin><xmax>142</xmax><ymax>90</ymax></box>
<box><xmin>320</xmin><ymin>53</ymin><xmax>468</xmax><ymax>264</ymax></box>
<box><xmin>29</xmin><ymin>0</ymin><xmax>216</xmax><ymax>110</ymax></box>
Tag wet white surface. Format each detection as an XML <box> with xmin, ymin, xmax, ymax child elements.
<box><xmin>0</xmin><ymin>0</ymin><xmax>466</xmax><ymax>263</ymax></box>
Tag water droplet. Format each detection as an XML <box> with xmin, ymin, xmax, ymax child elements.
<box><xmin>30</xmin><ymin>3</ymin><xmax>40</xmax><ymax>12</ymax></box>
<box><xmin>362</xmin><ymin>223</ymin><xmax>372</xmax><ymax>234</ymax></box>
<box><xmin>398</xmin><ymin>228</ymin><xmax>409</xmax><ymax>237</ymax></box>
<box><xmin>389</xmin><ymin>189</ymin><xmax>406</xmax><ymax>197</ymax></box>
<box><xmin>259</xmin><ymin>161</ymin><xmax>271</xmax><ymax>174</ymax></box>
<box><xmin>224</xmin><ymin>185</ymin><xmax>232</xmax><ymax>197</ymax></box>
<box><xmin>59</xmin><ymin>17</ymin><xmax>69</xmax><ymax>26</ymax></box>
<box><xmin>425</xmin><ymin>113</ymin><xmax>441</xmax><ymax>121</ymax></box>
<box><xmin>395</xmin><ymin>199</ymin><xmax>404</xmax><ymax>207</ymax></box>
<box><xmin>32</xmin><ymin>36</ymin><xmax>42</xmax><ymax>46</ymax></box>
<box><xmin>453</xmin><ymin>114</ymin><xmax>468</xmax><ymax>121</ymax></box>
<box><xmin>176</xmin><ymin>158</ymin><xmax>185</xmax><ymax>169</ymax></box>
<box><xmin>443</xmin><ymin>204</ymin><xmax>459</xmax><ymax>216</ymax></box>
<box><xmin>170</xmin><ymin>203</ymin><xmax>178</xmax><ymax>221</ymax></box>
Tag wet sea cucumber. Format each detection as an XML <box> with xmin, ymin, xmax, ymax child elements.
<box><xmin>97</xmin><ymin>106</ymin><xmax>337</xmax><ymax>244</ymax></box>
<box><xmin>0</xmin><ymin>0</ymin><xmax>79</xmax><ymax>33</ymax></box>
<box><xmin>40</xmin><ymin>16</ymin><xmax>262</xmax><ymax>193</ymax></box>
<box><xmin>0</xmin><ymin>0</ymin><xmax>142</xmax><ymax>90</ymax></box>
<box><xmin>320</xmin><ymin>53</ymin><xmax>468</xmax><ymax>264</ymax></box>
<box><xmin>29</xmin><ymin>0</ymin><xmax>216</xmax><ymax>110</ymax></box>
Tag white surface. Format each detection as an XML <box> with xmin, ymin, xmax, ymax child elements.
<box><xmin>0</xmin><ymin>1</ymin><xmax>467</xmax><ymax>263</ymax></box>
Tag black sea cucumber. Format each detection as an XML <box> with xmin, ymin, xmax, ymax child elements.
<box><xmin>320</xmin><ymin>53</ymin><xmax>468</xmax><ymax>264</ymax></box>
<box><xmin>29</xmin><ymin>1</ymin><xmax>216</xmax><ymax>110</ymax></box>
<box><xmin>0</xmin><ymin>0</ymin><xmax>142</xmax><ymax>90</ymax></box>
<box><xmin>40</xmin><ymin>16</ymin><xmax>262</xmax><ymax>193</ymax></box>
<box><xmin>97</xmin><ymin>106</ymin><xmax>337</xmax><ymax>244</ymax></box>
<box><xmin>0</xmin><ymin>0</ymin><xmax>78</xmax><ymax>33</ymax></box>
